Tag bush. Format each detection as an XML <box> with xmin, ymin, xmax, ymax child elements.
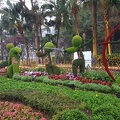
<box><xmin>83</xmin><ymin>70</ymin><xmax>112</xmax><ymax>82</ymax></box>
<box><xmin>115</xmin><ymin>76</ymin><xmax>120</xmax><ymax>84</ymax></box>
<box><xmin>34</xmin><ymin>67</ymin><xmax>45</xmax><ymax>72</ymax></box>
<box><xmin>52</xmin><ymin>109</ymin><xmax>88</xmax><ymax>120</ymax></box>
<box><xmin>0</xmin><ymin>61</ymin><xmax>8</xmax><ymax>68</ymax></box>
<box><xmin>12</xmin><ymin>73</ymin><xmax>21</xmax><ymax>80</ymax></box>
<box><xmin>92</xmin><ymin>103</ymin><xmax>120</xmax><ymax>120</ymax></box>
<box><xmin>46</xmin><ymin>64</ymin><xmax>60</xmax><ymax>75</ymax></box>
<box><xmin>21</xmin><ymin>76</ymin><xmax>32</xmax><ymax>82</ymax></box>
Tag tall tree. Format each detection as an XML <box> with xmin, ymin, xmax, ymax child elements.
<box><xmin>1</xmin><ymin>0</ymin><xmax>32</xmax><ymax>65</ymax></box>
<box><xmin>101</xmin><ymin>0</ymin><xmax>111</xmax><ymax>55</ymax></box>
<box><xmin>71</xmin><ymin>0</ymin><xmax>80</xmax><ymax>35</ymax></box>
<box><xmin>83</xmin><ymin>0</ymin><xmax>99</xmax><ymax>56</ymax></box>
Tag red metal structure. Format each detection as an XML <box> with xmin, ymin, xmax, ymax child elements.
<box><xmin>102</xmin><ymin>24</ymin><xmax>120</xmax><ymax>81</ymax></box>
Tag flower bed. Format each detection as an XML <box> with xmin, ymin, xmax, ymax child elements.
<box><xmin>0</xmin><ymin>101</ymin><xmax>47</xmax><ymax>120</ymax></box>
<box><xmin>0</xmin><ymin>67</ymin><xmax>7</xmax><ymax>76</ymax></box>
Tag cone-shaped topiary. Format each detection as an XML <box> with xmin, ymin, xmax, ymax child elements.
<box><xmin>6</xmin><ymin>43</ymin><xmax>22</xmax><ymax>78</ymax></box>
<box><xmin>72</xmin><ymin>35</ymin><xmax>82</xmax><ymax>47</ymax></box>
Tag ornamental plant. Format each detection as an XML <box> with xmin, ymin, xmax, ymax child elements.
<box><xmin>6</xmin><ymin>43</ymin><xmax>22</xmax><ymax>78</ymax></box>
<box><xmin>36</xmin><ymin>42</ymin><xmax>60</xmax><ymax>75</ymax></box>
<box><xmin>64</xmin><ymin>35</ymin><xmax>85</xmax><ymax>76</ymax></box>
<box><xmin>0</xmin><ymin>101</ymin><xmax>47</xmax><ymax>120</ymax></box>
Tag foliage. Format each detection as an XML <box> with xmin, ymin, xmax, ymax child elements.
<box><xmin>6</xmin><ymin>43</ymin><xmax>14</xmax><ymax>51</ymax></box>
<box><xmin>115</xmin><ymin>76</ymin><xmax>120</xmax><ymax>84</ymax></box>
<box><xmin>12</xmin><ymin>73</ymin><xmax>21</xmax><ymax>80</ymax></box>
<box><xmin>0</xmin><ymin>76</ymin><xmax>120</xmax><ymax>119</ymax></box>
<box><xmin>95</xmin><ymin>54</ymin><xmax>120</xmax><ymax>66</ymax></box>
<box><xmin>72</xmin><ymin>35</ymin><xmax>82</xmax><ymax>47</ymax></box>
<box><xmin>65</xmin><ymin>47</ymin><xmax>77</xmax><ymax>53</ymax></box>
<box><xmin>72</xmin><ymin>57</ymin><xmax>85</xmax><ymax>76</ymax></box>
<box><xmin>0</xmin><ymin>101</ymin><xmax>45</xmax><ymax>120</ymax></box>
<box><xmin>6</xmin><ymin>43</ymin><xmax>22</xmax><ymax>78</ymax></box>
<box><xmin>83</xmin><ymin>70</ymin><xmax>112</xmax><ymax>82</ymax></box>
<box><xmin>0</xmin><ymin>61</ymin><xmax>8</xmax><ymax>68</ymax></box>
<box><xmin>34</xmin><ymin>67</ymin><xmax>46</xmax><ymax>72</ymax></box>
<box><xmin>92</xmin><ymin>103</ymin><xmax>120</xmax><ymax>120</ymax></box>
<box><xmin>52</xmin><ymin>109</ymin><xmax>88</xmax><ymax>120</ymax></box>
<box><xmin>21</xmin><ymin>76</ymin><xmax>33</xmax><ymax>82</ymax></box>
<box><xmin>46</xmin><ymin>64</ymin><xmax>60</xmax><ymax>75</ymax></box>
<box><xmin>112</xmin><ymin>84</ymin><xmax>120</xmax><ymax>93</ymax></box>
<box><xmin>44</xmin><ymin>42</ymin><xmax>54</xmax><ymax>53</ymax></box>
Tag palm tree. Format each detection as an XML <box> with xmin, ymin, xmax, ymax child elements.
<box><xmin>101</xmin><ymin>0</ymin><xmax>111</xmax><ymax>55</ymax></box>
<box><xmin>101</xmin><ymin>0</ymin><xmax>120</xmax><ymax>55</ymax></box>
<box><xmin>71</xmin><ymin>0</ymin><xmax>80</xmax><ymax>35</ymax></box>
<box><xmin>82</xmin><ymin>0</ymin><xmax>99</xmax><ymax>56</ymax></box>
<box><xmin>1</xmin><ymin>0</ymin><xmax>32</xmax><ymax>65</ymax></box>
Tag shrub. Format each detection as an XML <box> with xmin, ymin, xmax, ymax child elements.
<box><xmin>35</xmin><ymin>67</ymin><xmax>45</xmax><ymax>72</ymax></box>
<box><xmin>46</xmin><ymin>64</ymin><xmax>60</xmax><ymax>75</ymax></box>
<box><xmin>0</xmin><ymin>61</ymin><xmax>8</xmax><ymax>68</ymax></box>
<box><xmin>115</xmin><ymin>76</ymin><xmax>120</xmax><ymax>84</ymax></box>
<box><xmin>83</xmin><ymin>70</ymin><xmax>112</xmax><ymax>82</ymax></box>
<box><xmin>92</xmin><ymin>103</ymin><xmax>120</xmax><ymax>120</ymax></box>
<box><xmin>21</xmin><ymin>76</ymin><xmax>32</xmax><ymax>82</ymax></box>
<box><xmin>112</xmin><ymin>84</ymin><xmax>120</xmax><ymax>93</ymax></box>
<box><xmin>13</xmin><ymin>73</ymin><xmax>21</xmax><ymax>80</ymax></box>
<box><xmin>52</xmin><ymin>109</ymin><xmax>88</xmax><ymax>120</ymax></box>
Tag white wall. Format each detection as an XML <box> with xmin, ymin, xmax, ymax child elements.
<box><xmin>74</xmin><ymin>51</ymin><xmax>92</xmax><ymax>67</ymax></box>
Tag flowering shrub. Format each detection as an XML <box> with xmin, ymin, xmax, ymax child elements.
<box><xmin>48</xmin><ymin>73</ymin><xmax>112</xmax><ymax>87</ymax></box>
<box><xmin>0</xmin><ymin>101</ymin><xmax>47</xmax><ymax>120</ymax></box>
<box><xmin>21</xmin><ymin>71</ymin><xmax>48</xmax><ymax>77</ymax></box>
<box><xmin>0</xmin><ymin>67</ymin><xmax>7</xmax><ymax>73</ymax></box>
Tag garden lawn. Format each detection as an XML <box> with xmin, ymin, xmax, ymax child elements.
<box><xmin>0</xmin><ymin>76</ymin><xmax>120</xmax><ymax>120</ymax></box>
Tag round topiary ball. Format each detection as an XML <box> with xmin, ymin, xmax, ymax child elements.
<box><xmin>6</xmin><ymin>43</ymin><xmax>14</xmax><ymax>51</ymax></box>
<box><xmin>44</xmin><ymin>42</ymin><xmax>54</xmax><ymax>53</ymax></box>
<box><xmin>72</xmin><ymin>35</ymin><xmax>82</xmax><ymax>47</ymax></box>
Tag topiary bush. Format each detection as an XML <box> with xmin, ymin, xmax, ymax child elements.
<box><xmin>44</xmin><ymin>42</ymin><xmax>54</xmax><ymax>53</ymax></box>
<box><xmin>65</xmin><ymin>35</ymin><xmax>85</xmax><ymax>77</ymax></box>
<box><xmin>52</xmin><ymin>109</ymin><xmax>89</xmax><ymax>120</ymax></box>
<box><xmin>46</xmin><ymin>64</ymin><xmax>60</xmax><ymax>75</ymax></box>
<box><xmin>6</xmin><ymin>43</ymin><xmax>22</xmax><ymax>78</ymax></box>
<box><xmin>72</xmin><ymin>35</ymin><xmax>82</xmax><ymax>47</ymax></box>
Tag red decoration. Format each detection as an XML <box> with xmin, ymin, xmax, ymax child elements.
<box><xmin>102</xmin><ymin>24</ymin><xmax>120</xmax><ymax>81</ymax></box>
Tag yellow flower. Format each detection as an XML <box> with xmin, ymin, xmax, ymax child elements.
<box><xmin>96</xmin><ymin>94</ymin><xmax>98</xmax><ymax>97</ymax></box>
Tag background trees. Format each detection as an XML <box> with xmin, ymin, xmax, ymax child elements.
<box><xmin>0</xmin><ymin>0</ymin><xmax>119</xmax><ymax>63</ymax></box>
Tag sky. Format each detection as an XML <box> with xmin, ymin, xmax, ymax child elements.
<box><xmin>2</xmin><ymin>0</ymin><xmax>55</xmax><ymax>9</ymax></box>
<box><xmin>1</xmin><ymin>0</ymin><xmax>56</xmax><ymax>36</ymax></box>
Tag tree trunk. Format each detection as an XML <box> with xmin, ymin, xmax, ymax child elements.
<box><xmin>34</xmin><ymin>23</ymin><xmax>39</xmax><ymax>65</ymax></box>
<box><xmin>74</xmin><ymin>14</ymin><xmax>79</xmax><ymax>35</ymax></box>
<box><xmin>92</xmin><ymin>0</ymin><xmax>97</xmax><ymax>56</ymax></box>
<box><xmin>102</xmin><ymin>0</ymin><xmax>111</xmax><ymax>55</ymax></box>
